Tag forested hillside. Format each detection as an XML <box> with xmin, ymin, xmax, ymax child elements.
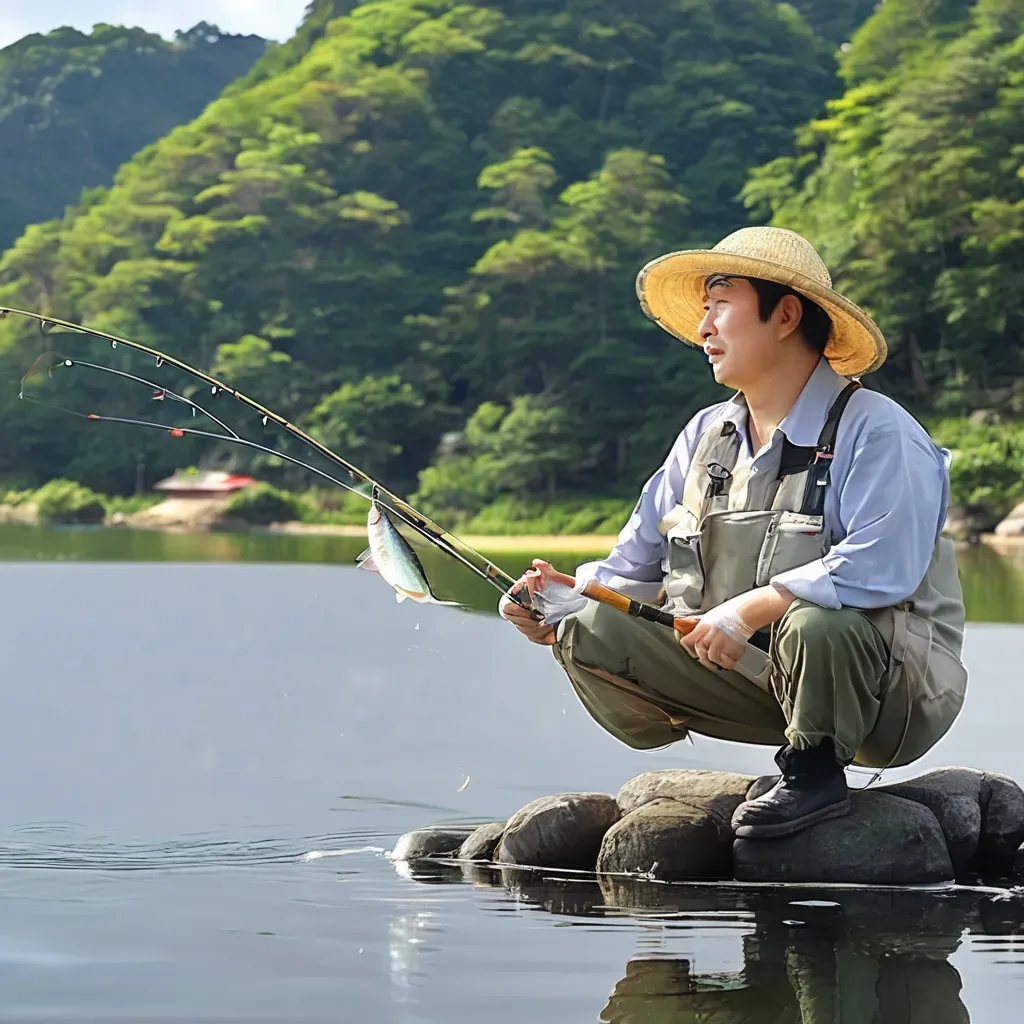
<box><xmin>746</xmin><ymin>0</ymin><xmax>1023</xmax><ymax>413</ymax></box>
<box><xmin>0</xmin><ymin>23</ymin><xmax>267</xmax><ymax>250</ymax></box>
<box><xmin>0</xmin><ymin>0</ymin><xmax>901</xmax><ymax>525</ymax></box>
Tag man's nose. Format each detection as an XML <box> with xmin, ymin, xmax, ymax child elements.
<box><xmin>698</xmin><ymin>308</ymin><xmax>715</xmax><ymax>341</ymax></box>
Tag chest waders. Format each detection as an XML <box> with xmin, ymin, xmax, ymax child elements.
<box><xmin>553</xmin><ymin>384</ymin><xmax>967</xmax><ymax>767</ymax></box>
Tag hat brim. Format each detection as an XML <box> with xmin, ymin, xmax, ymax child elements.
<box><xmin>636</xmin><ymin>249</ymin><xmax>887</xmax><ymax>377</ymax></box>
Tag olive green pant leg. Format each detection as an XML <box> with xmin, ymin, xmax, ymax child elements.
<box><xmin>771</xmin><ymin>600</ymin><xmax>890</xmax><ymax>764</ymax></box>
<box><xmin>552</xmin><ymin>597</ymin><xmax>890</xmax><ymax>761</ymax></box>
<box><xmin>552</xmin><ymin>600</ymin><xmax>788</xmax><ymax>751</ymax></box>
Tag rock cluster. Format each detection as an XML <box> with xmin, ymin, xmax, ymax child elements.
<box><xmin>390</xmin><ymin>766</ymin><xmax>1024</xmax><ymax>885</ymax></box>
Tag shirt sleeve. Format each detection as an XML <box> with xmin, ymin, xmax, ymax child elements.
<box><xmin>771</xmin><ymin>414</ymin><xmax>949</xmax><ymax>611</ymax></box>
<box><xmin>572</xmin><ymin>414</ymin><xmax>705</xmax><ymax>601</ymax></box>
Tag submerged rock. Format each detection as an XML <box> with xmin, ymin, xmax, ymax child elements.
<box><xmin>733</xmin><ymin>792</ymin><xmax>953</xmax><ymax>885</ymax></box>
<box><xmin>598</xmin><ymin>797</ymin><xmax>732</xmax><ymax>881</ymax></box>
<box><xmin>390</xmin><ymin>827</ymin><xmax>470</xmax><ymax>862</ymax></box>
<box><xmin>498</xmin><ymin>793</ymin><xmax>619</xmax><ymax>870</ymax></box>
<box><xmin>458</xmin><ymin>822</ymin><xmax>506</xmax><ymax>862</ymax></box>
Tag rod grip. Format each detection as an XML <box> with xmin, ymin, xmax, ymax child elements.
<box><xmin>580</xmin><ymin>580</ymin><xmax>632</xmax><ymax>614</ymax></box>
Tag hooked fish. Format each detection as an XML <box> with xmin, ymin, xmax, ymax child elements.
<box><xmin>357</xmin><ymin>491</ymin><xmax>460</xmax><ymax>606</ymax></box>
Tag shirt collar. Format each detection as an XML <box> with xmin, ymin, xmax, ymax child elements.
<box><xmin>720</xmin><ymin>358</ymin><xmax>848</xmax><ymax>453</ymax></box>
<box><xmin>776</xmin><ymin>358</ymin><xmax>848</xmax><ymax>447</ymax></box>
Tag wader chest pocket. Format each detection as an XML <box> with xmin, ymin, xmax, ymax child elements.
<box><xmin>754</xmin><ymin>511</ymin><xmax>827</xmax><ymax>587</ymax></box>
<box><xmin>699</xmin><ymin>510</ymin><xmax>780</xmax><ymax>609</ymax></box>
<box><xmin>665</xmin><ymin>531</ymin><xmax>704</xmax><ymax>612</ymax></box>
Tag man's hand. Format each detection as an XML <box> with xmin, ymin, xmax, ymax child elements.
<box><xmin>679</xmin><ymin>585</ymin><xmax>795</xmax><ymax>670</ymax></box>
<box><xmin>499</xmin><ymin>559</ymin><xmax>577</xmax><ymax>646</ymax></box>
<box><xmin>680</xmin><ymin>601</ymin><xmax>752</xmax><ymax>671</ymax></box>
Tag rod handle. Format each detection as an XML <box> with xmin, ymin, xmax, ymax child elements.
<box><xmin>579</xmin><ymin>580</ymin><xmax>632</xmax><ymax>614</ymax></box>
<box><xmin>581</xmin><ymin>581</ymin><xmax>700</xmax><ymax>636</ymax></box>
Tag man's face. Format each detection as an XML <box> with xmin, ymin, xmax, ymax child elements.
<box><xmin>696</xmin><ymin>276</ymin><xmax>784</xmax><ymax>391</ymax></box>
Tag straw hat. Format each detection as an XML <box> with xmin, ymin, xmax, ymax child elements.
<box><xmin>635</xmin><ymin>226</ymin><xmax>887</xmax><ymax>377</ymax></box>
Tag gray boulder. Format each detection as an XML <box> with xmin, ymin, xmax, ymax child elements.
<box><xmin>616</xmin><ymin>769</ymin><xmax>755</xmax><ymax>817</ymax></box>
<box><xmin>879</xmin><ymin>766</ymin><xmax>1024</xmax><ymax>872</ymax></box>
<box><xmin>458</xmin><ymin>822</ymin><xmax>506</xmax><ymax>862</ymax></box>
<box><xmin>497</xmin><ymin>792</ymin><xmax>619</xmax><ymax>870</ymax></box>
<box><xmin>390</xmin><ymin>826</ymin><xmax>471</xmax><ymax>861</ymax></box>
<box><xmin>599</xmin><ymin>770</ymin><xmax>754</xmax><ymax>882</ymax></box>
<box><xmin>733</xmin><ymin>792</ymin><xmax>953</xmax><ymax>885</ymax></box>
<box><xmin>879</xmin><ymin>767</ymin><xmax>984</xmax><ymax>874</ymax></box>
<box><xmin>979</xmin><ymin>771</ymin><xmax>1024</xmax><ymax>865</ymax></box>
<box><xmin>597</xmin><ymin>797</ymin><xmax>732</xmax><ymax>881</ymax></box>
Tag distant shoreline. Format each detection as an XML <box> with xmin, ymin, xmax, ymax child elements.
<box><xmin>4</xmin><ymin>497</ymin><xmax>1017</xmax><ymax>558</ymax></box>
<box><xmin>0</xmin><ymin>499</ymin><xmax>619</xmax><ymax>555</ymax></box>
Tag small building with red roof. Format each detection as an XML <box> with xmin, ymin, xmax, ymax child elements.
<box><xmin>153</xmin><ymin>470</ymin><xmax>257</xmax><ymax>498</ymax></box>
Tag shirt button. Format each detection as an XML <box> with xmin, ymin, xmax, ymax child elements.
<box><xmin>751</xmin><ymin>468</ymin><xmax>758</xmax><ymax>476</ymax></box>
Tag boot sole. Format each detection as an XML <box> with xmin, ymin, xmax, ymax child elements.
<box><xmin>733</xmin><ymin>796</ymin><xmax>851</xmax><ymax>840</ymax></box>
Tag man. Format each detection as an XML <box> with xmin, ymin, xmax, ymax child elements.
<box><xmin>500</xmin><ymin>226</ymin><xmax>968</xmax><ymax>839</ymax></box>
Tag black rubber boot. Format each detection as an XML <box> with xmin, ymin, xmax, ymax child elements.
<box><xmin>731</xmin><ymin>740</ymin><xmax>850</xmax><ymax>839</ymax></box>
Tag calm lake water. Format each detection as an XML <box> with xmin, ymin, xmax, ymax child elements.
<box><xmin>0</xmin><ymin>522</ymin><xmax>1022</xmax><ymax>1021</ymax></box>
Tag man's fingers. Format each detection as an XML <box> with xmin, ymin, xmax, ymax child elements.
<box><xmin>524</xmin><ymin>625</ymin><xmax>556</xmax><ymax>645</ymax></box>
<box><xmin>680</xmin><ymin>621</ymin><xmax>708</xmax><ymax>652</ymax></box>
<box><xmin>524</xmin><ymin>569</ymin><xmax>545</xmax><ymax>597</ymax></box>
<box><xmin>503</xmin><ymin>602</ymin><xmax>534</xmax><ymax>620</ymax></box>
<box><xmin>708</xmin><ymin>639</ymin><xmax>736</xmax><ymax>670</ymax></box>
<box><xmin>706</xmin><ymin>633</ymin><xmax>742</xmax><ymax>670</ymax></box>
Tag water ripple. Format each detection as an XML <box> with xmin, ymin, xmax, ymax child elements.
<box><xmin>0</xmin><ymin>830</ymin><xmax>391</xmax><ymax>872</ymax></box>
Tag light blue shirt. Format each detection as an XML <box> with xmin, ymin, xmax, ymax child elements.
<box><xmin>576</xmin><ymin>358</ymin><xmax>951</xmax><ymax>611</ymax></box>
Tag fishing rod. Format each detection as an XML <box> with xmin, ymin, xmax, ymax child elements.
<box><xmin>16</xmin><ymin>351</ymin><xmax>519</xmax><ymax>607</ymax></box>
<box><xmin>1</xmin><ymin>307</ymin><xmax>697</xmax><ymax>634</ymax></box>
<box><xmin>4</xmin><ymin>306</ymin><xmax>518</xmax><ymax>594</ymax></box>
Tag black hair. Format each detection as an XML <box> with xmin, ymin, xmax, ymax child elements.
<box><xmin>745</xmin><ymin>277</ymin><xmax>832</xmax><ymax>356</ymax></box>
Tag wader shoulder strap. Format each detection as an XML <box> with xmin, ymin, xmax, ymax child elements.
<box><xmin>773</xmin><ymin>381</ymin><xmax>862</xmax><ymax>516</ymax></box>
<box><xmin>800</xmin><ymin>380</ymin><xmax>862</xmax><ymax>517</ymax></box>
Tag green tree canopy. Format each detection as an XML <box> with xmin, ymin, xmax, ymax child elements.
<box><xmin>0</xmin><ymin>0</ymin><xmax>878</xmax><ymax>507</ymax></box>
<box><xmin>744</xmin><ymin>0</ymin><xmax>1024</xmax><ymax>410</ymax></box>
<box><xmin>0</xmin><ymin>23</ymin><xmax>267</xmax><ymax>250</ymax></box>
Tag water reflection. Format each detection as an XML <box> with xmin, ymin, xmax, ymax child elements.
<box><xmin>957</xmin><ymin>542</ymin><xmax>1024</xmax><ymax>623</ymax></box>
<box><xmin>388</xmin><ymin>911</ymin><xmax>440</xmax><ymax>1002</ymax></box>
<box><xmin>397</xmin><ymin>859</ymin><xmax>1024</xmax><ymax>1023</ymax></box>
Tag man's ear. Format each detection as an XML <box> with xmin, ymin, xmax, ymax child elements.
<box><xmin>776</xmin><ymin>293</ymin><xmax>804</xmax><ymax>340</ymax></box>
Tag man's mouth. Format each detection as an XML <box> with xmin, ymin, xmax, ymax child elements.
<box><xmin>705</xmin><ymin>346</ymin><xmax>725</xmax><ymax>363</ymax></box>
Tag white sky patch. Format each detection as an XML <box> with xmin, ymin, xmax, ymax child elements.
<box><xmin>0</xmin><ymin>0</ymin><xmax>310</xmax><ymax>49</ymax></box>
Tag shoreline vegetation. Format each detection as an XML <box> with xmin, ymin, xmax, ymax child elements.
<box><xmin>5</xmin><ymin>477</ymin><xmax>1024</xmax><ymax>559</ymax></box>
<box><xmin>0</xmin><ymin>479</ymin><xmax>624</xmax><ymax>555</ymax></box>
